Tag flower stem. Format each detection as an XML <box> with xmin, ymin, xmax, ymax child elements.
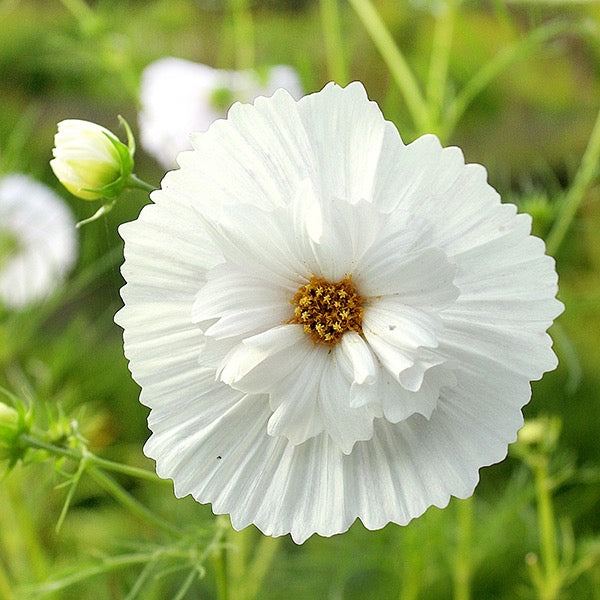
<box><xmin>426</xmin><ymin>0</ymin><xmax>457</xmax><ymax>137</ymax></box>
<box><xmin>546</xmin><ymin>102</ymin><xmax>600</xmax><ymax>255</ymax></box>
<box><xmin>0</xmin><ymin>560</ymin><xmax>14</xmax><ymax>600</ymax></box>
<box><xmin>213</xmin><ymin>516</ymin><xmax>231</xmax><ymax>600</ymax></box>
<box><xmin>229</xmin><ymin>0</ymin><xmax>254</xmax><ymax>71</ymax></box>
<box><xmin>58</xmin><ymin>0</ymin><xmax>99</xmax><ymax>33</ymax></box>
<box><xmin>453</xmin><ymin>497</ymin><xmax>473</xmax><ymax>600</ymax></box>
<box><xmin>441</xmin><ymin>20</ymin><xmax>574</xmax><ymax>140</ymax></box>
<box><xmin>243</xmin><ymin>535</ymin><xmax>280</xmax><ymax>600</ymax></box>
<box><xmin>19</xmin><ymin>433</ymin><xmax>163</xmax><ymax>483</ymax></box>
<box><xmin>348</xmin><ymin>0</ymin><xmax>429</xmax><ymax>133</ymax></box>
<box><xmin>319</xmin><ymin>0</ymin><xmax>349</xmax><ymax>84</ymax></box>
<box><xmin>533</xmin><ymin>457</ymin><xmax>561</xmax><ymax>599</ymax></box>
<box><xmin>87</xmin><ymin>467</ymin><xmax>182</xmax><ymax>537</ymax></box>
<box><xmin>127</xmin><ymin>173</ymin><xmax>156</xmax><ymax>194</ymax></box>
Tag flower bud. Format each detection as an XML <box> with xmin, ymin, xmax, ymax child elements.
<box><xmin>50</xmin><ymin>118</ymin><xmax>135</xmax><ymax>201</ymax></box>
<box><xmin>0</xmin><ymin>403</ymin><xmax>19</xmax><ymax>459</ymax></box>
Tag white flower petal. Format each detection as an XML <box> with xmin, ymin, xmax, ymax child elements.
<box><xmin>118</xmin><ymin>82</ymin><xmax>563</xmax><ymax>545</ymax></box>
<box><xmin>183</xmin><ymin>87</ymin><xmax>316</xmax><ymax>215</ymax></box>
<box><xmin>364</xmin><ymin>301</ymin><xmax>441</xmax><ymax>350</ymax></box>
<box><xmin>192</xmin><ymin>264</ymin><xmax>290</xmax><ymax>339</ymax></box>
<box><xmin>265</xmin><ymin>346</ymin><xmax>331</xmax><ymax>445</ymax></box>
<box><xmin>340</xmin><ymin>331</ymin><xmax>377</xmax><ymax>386</ymax></box>
<box><xmin>219</xmin><ymin>325</ymin><xmax>305</xmax><ymax>386</ymax></box>
<box><xmin>197</xmin><ymin>202</ymin><xmax>310</xmax><ymax>289</ymax></box>
<box><xmin>292</xmin><ymin>178</ymin><xmax>323</xmax><ymax>244</ymax></box>
<box><xmin>297</xmin><ymin>82</ymin><xmax>388</xmax><ymax>204</ymax></box>
<box><xmin>318</xmin><ymin>352</ymin><xmax>377</xmax><ymax>454</ymax></box>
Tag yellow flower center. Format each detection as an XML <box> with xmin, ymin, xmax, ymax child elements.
<box><xmin>290</xmin><ymin>275</ymin><xmax>364</xmax><ymax>345</ymax></box>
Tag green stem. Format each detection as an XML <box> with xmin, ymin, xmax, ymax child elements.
<box><xmin>87</xmin><ymin>467</ymin><xmax>182</xmax><ymax>537</ymax></box>
<box><xmin>348</xmin><ymin>0</ymin><xmax>429</xmax><ymax>133</ymax></box>
<box><xmin>453</xmin><ymin>497</ymin><xmax>473</xmax><ymax>600</ymax></box>
<box><xmin>212</xmin><ymin>516</ymin><xmax>231</xmax><ymax>600</ymax></box>
<box><xmin>229</xmin><ymin>0</ymin><xmax>254</xmax><ymax>71</ymax></box>
<box><xmin>0</xmin><ymin>559</ymin><xmax>14</xmax><ymax>600</ymax></box>
<box><xmin>25</xmin><ymin>550</ymin><xmax>186</xmax><ymax>595</ymax></box>
<box><xmin>2</xmin><ymin>473</ymin><xmax>50</xmax><ymax>583</ymax></box>
<box><xmin>534</xmin><ymin>458</ymin><xmax>561</xmax><ymax>599</ymax></box>
<box><xmin>244</xmin><ymin>535</ymin><xmax>280</xmax><ymax>600</ymax></box>
<box><xmin>546</xmin><ymin>102</ymin><xmax>600</xmax><ymax>255</ymax></box>
<box><xmin>426</xmin><ymin>0</ymin><xmax>457</xmax><ymax>137</ymax></box>
<box><xmin>227</xmin><ymin>526</ymin><xmax>250</xmax><ymax>599</ymax></box>
<box><xmin>319</xmin><ymin>0</ymin><xmax>349</xmax><ymax>84</ymax></box>
<box><xmin>19</xmin><ymin>433</ymin><xmax>162</xmax><ymax>483</ymax></box>
<box><xmin>58</xmin><ymin>0</ymin><xmax>99</xmax><ymax>33</ymax></box>
<box><xmin>427</xmin><ymin>0</ymin><xmax>458</xmax><ymax>141</ymax></box>
<box><xmin>441</xmin><ymin>20</ymin><xmax>574</xmax><ymax>140</ymax></box>
<box><xmin>127</xmin><ymin>173</ymin><xmax>156</xmax><ymax>194</ymax></box>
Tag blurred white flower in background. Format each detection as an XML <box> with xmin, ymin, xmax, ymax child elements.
<box><xmin>138</xmin><ymin>57</ymin><xmax>303</xmax><ymax>168</ymax></box>
<box><xmin>0</xmin><ymin>174</ymin><xmax>77</xmax><ymax>310</ymax></box>
<box><xmin>117</xmin><ymin>83</ymin><xmax>563</xmax><ymax>544</ymax></box>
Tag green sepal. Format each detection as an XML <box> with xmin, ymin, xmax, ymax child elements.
<box><xmin>0</xmin><ymin>388</ymin><xmax>33</xmax><ymax>472</ymax></box>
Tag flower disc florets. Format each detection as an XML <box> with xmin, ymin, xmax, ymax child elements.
<box><xmin>291</xmin><ymin>275</ymin><xmax>363</xmax><ymax>345</ymax></box>
<box><xmin>116</xmin><ymin>82</ymin><xmax>563</xmax><ymax>545</ymax></box>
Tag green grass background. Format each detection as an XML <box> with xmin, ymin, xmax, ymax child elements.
<box><xmin>1</xmin><ymin>0</ymin><xmax>600</xmax><ymax>598</ymax></box>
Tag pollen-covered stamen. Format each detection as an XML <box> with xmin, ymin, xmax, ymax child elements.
<box><xmin>290</xmin><ymin>275</ymin><xmax>364</xmax><ymax>345</ymax></box>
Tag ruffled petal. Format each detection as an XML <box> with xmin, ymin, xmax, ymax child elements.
<box><xmin>297</xmin><ymin>82</ymin><xmax>389</xmax><ymax>205</ymax></box>
<box><xmin>192</xmin><ymin>263</ymin><xmax>290</xmax><ymax>339</ymax></box>
<box><xmin>118</xmin><ymin>82</ymin><xmax>563</xmax><ymax>546</ymax></box>
<box><xmin>340</xmin><ymin>331</ymin><xmax>377</xmax><ymax>386</ymax></box>
<box><xmin>219</xmin><ymin>325</ymin><xmax>305</xmax><ymax>387</ymax></box>
<box><xmin>174</xmin><ymin>87</ymin><xmax>316</xmax><ymax>216</ymax></box>
<box><xmin>144</xmin><ymin>353</ymin><xmax>526</xmax><ymax>544</ymax></box>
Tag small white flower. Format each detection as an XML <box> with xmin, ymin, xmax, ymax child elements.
<box><xmin>50</xmin><ymin>119</ymin><xmax>134</xmax><ymax>201</ymax></box>
<box><xmin>116</xmin><ymin>83</ymin><xmax>563</xmax><ymax>544</ymax></box>
<box><xmin>0</xmin><ymin>174</ymin><xmax>77</xmax><ymax>309</ymax></box>
<box><xmin>138</xmin><ymin>57</ymin><xmax>303</xmax><ymax>168</ymax></box>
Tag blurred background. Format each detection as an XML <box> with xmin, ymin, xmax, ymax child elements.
<box><xmin>1</xmin><ymin>0</ymin><xmax>599</xmax><ymax>598</ymax></box>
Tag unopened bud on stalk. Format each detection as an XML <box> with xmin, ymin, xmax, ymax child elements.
<box><xmin>50</xmin><ymin>117</ymin><xmax>135</xmax><ymax>201</ymax></box>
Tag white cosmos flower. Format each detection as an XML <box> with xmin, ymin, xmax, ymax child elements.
<box><xmin>0</xmin><ymin>174</ymin><xmax>77</xmax><ymax>310</ymax></box>
<box><xmin>138</xmin><ymin>57</ymin><xmax>303</xmax><ymax>168</ymax></box>
<box><xmin>116</xmin><ymin>82</ymin><xmax>563</xmax><ymax>544</ymax></box>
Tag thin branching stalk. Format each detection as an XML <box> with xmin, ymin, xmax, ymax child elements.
<box><xmin>227</xmin><ymin>526</ymin><xmax>250</xmax><ymax>599</ymax></box>
<box><xmin>533</xmin><ymin>457</ymin><xmax>561</xmax><ymax>599</ymax></box>
<box><xmin>229</xmin><ymin>0</ymin><xmax>255</xmax><ymax>71</ymax></box>
<box><xmin>20</xmin><ymin>433</ymin><xmax>162</xmax><ymax>483</ymax></box>
<box><xmin>453</xmin><ymin>497</ymin><xmax>473</xmax><ymax>600</ymax></box>
<box><xmin>348</xmin><ymin>0</ymin><xmax>429</xmax><ymax>133</ymax></box>
<box><xmin>24</xmin><ymin>551</ymin><xmax>179</xmax><ymax>596</ymax></box>
<box><xmin>1</xmin><ymin>474</ymin><xmax>50</xmax><ymax>584</ymax></box>
<box><xmin>172</xmin><ymin>568</ymin><xmax>198</xmax><ymax>600</ymax></box>
<box><xmin>242</xmin><ymin>534</ymin><xmax>281</xmax><ymax>600</ymax></box>
<box><xmin>397</xmin><ymin>524</ymin><xmax>424</xmax><ymax>600</ymax></box>
<box><xmin>320</xmin><ymin>0</ymin><xmax>349</xmax><ymax>84</ymax></box>
<box><xmin>58</xmin><ymin>0</ymin><xmax>98</xmax><ymax>32</ymax></box>
<box><xmin>87</xmin><ymin>467</ymin><xmax>182</xmax><ymax>537</ymax></box>
<box><xmin>426</xmin><ymin>0</ymin><xmax>457</xmax><ymax>135</ymax></box>
<box><xmin>0</xmin><ymin>561</ymin><xmax>14</xmax><ymax>600</ymax></box>
<box><xmin>212</xmin><ymin>516</ymin><xmax>231</xmax><ymax>600</ymax></box>
<box><xmin>441</xmin><ymin>20</ymin><xmax>575</xmax><ymax>140</ymax></box>
<box><xmin>128</xmin><ymin>174</ymin><xmax>156</xmax><ymax>193</ymax></box>
<box><xmin>546</xmin><ymin>103</ymin><xmax>600</xmax><ymax>255</ymax></box>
